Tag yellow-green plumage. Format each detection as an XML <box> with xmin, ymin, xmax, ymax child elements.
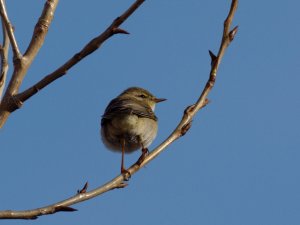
<box><xmin>101</xmin><ymin>87</ymin><xmax>165</xmax><ymax>153</ymax></box>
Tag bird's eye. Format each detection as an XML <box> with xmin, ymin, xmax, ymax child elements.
<box><xmin>139</xmin><ymin>94</ymin><xmax>147</xmax><ymax>98</ymax></box>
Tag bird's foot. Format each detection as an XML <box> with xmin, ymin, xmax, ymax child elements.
<box><xmin>121</xmin><ymin>168</ymin><xmax>131</xmax><ymax>181</ymax></box>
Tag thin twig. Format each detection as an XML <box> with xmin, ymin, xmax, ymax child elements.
<box><xmin>0</xmin><ymin>0</ymin><xmax>238</xmax><ymax>219</ymax></box>
<box><xmin>138</xmin><ymin>0</ymin><xmax>238</xmax><ymax>168</ymax></box>
<box><xmin>0</xmin><ymin>18</ymin><xmax>10</xmax><ymax>100</ymax></box>
<box><xmin>0</xmin><ymin>0</ymin><xmax>21</xmax><ymax>59</ymax></box>
<box><xmin>16</xmin><ymin>0</ymin><xmax>145</xmax><ymax>104</ymax></box>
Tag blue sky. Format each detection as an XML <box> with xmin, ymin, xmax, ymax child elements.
<box><xmin>1</xmin><ymin>0</ymin><xmax>300</xmax><ymax>225</ymax></box>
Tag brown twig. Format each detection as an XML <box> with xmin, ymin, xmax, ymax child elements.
<box><xmin>24</xmin><ymin>0</ymin><xmax>58</xmax><ymax>60</ymax></box>
<box><xmin>137</xmin><ymin>0</ymin><xmax>238</xmax><ymax>168</ymax></box>
<box><xmin>0</xmin><ymin>0</ymin><xmax>21</xmax><ymax>60</ymax></box>
<box><xmin>0</xmin><ymin>175</ymin><xmax>126</xmax><ymax>219</ymax></box>
<box><xmin>0</xmin><ymin>18</ymin><xmax>10</xmax><ymax>99</ymax></box>
<box><xmin>0</xmin><ymin>0</ymin><xmax>238</xmax><ymax>220</ymax></box>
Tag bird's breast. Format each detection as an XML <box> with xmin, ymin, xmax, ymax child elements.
<box><xmin>101</xmin><ymin>115</ymin><xmax>158</xmax><ymax>153</ymax></box>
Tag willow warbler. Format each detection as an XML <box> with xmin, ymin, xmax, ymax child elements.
<box><xmin>101</xmin><ymin>87</ymin><xmax>166</xmax><ymax>175</ymax></box>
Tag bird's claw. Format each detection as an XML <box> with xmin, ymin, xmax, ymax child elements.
<box><xmin>121</xmin><ymin>168</ymin><xmax>131</xmax><ymax>181</ymax></box>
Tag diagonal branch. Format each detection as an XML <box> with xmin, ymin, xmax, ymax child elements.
<box><xmin>0</xmin><ymin>0</ymin><xmax>21</xmax><ymax>60</ymax></box>
<box><xmin>139</xmin><ymin>0</ymin><xmax>238</xmax><ymax>168</ymax></box>
<box><xmin>15</xmin><ymin>0</ymin><xmax>145</xmax><ymax>105</ymax></box>
<box><xmin>192</xmin><ymin>0</ymin><xmax>238</xmax><ymax>114</ymax></box>
<box><xmin>0</xmin><ymin>0</ymin><xmax>238</xmax><ymax>220</ymax></box>
<box><xmin>0</xmin><ymin>19</ymin><xmax>10</xmax><ymax>100</ymax></box>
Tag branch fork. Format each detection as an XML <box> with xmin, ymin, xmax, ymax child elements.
<box><xmin>0</xmin><ymin>0</ymin><xmax>144</xmax><ymax>127</ymax></box>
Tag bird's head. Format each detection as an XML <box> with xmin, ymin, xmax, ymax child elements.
<box><xmin>120</xmin><ymin>87</ymin><xmax>166</xmax><ymax>111</ymax></box>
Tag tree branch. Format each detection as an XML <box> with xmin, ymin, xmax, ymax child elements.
<box><xmin>0</xmin><ymin>0</ymin><xmax>21</xmax><ymax>60</ymax></box>
<box><xmin>0</xmin><ymin>0</ymin><xmax>238</xmax><ymax>220</ymax></box>
<box><xmin>15</xmin><ymin>0</ymin><xmax>145</xmax><ymax>105</ymax></box>
<box><xmin>24</xmin><ymin>0</ymin><xmax>59</xmax><ymax>59</ymax></box>
<box><xmin>0</xmin><ymin>19</ymin><xmax>10</xmax><ymax>100</ymax></box>
<box><xmin>0</xmin><ymin>0</ymin><xmax>59</xmax><ymax>128</ymax></box>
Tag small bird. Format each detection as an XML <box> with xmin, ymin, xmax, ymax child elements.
<box><xmin>101</xmin><ymin>87</ymin><xmax>166</xmax><ymax>175</ymax></box>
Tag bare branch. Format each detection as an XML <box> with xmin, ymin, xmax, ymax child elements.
<box><xmin>0</xmin><ymin>0</ymin><xmax>238</xmax><ymax>220</ymax></box>
<box><xmin>16</xmin><ymin>0</ymin><xmax>145</xmax><ymax>104</ymax></box>
<box><xmin>0</xmin><ymin>19</ymin><xmax>10</xmax><ymax>100</ymax></box>
<box><xmin>0</xmin><ymin>0</ymin><xmax>21</xmax><ymax>59</ymax></box>
<box><xmin>4</xmin><ymin>0</ymin><xmax>58</xmax><ymax>96</ymax></box>
<box><xmin>0</xmin><ymin>0</ymin><xmax>59</xmax><ymax>128</ymax></box>
<box><xmin>24</xmin><ymin>0</ymin><xmax>59</xmax><ymax>59</ymax></box>
<box><xmin>0</xmin><ymin>175</ymin><xmax>125</xmax><ymax>219</ymax></box>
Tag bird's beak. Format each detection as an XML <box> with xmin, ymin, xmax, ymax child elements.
<box><xmin>154</xmin><ymin>98</ymin><xmax>167</xmax><ymax>103</ymax></box>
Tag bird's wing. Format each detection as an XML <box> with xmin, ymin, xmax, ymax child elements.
<box><xmin>101</xmin><ymin>98</ymin><xmax>157</xmax><ymax>125</ymax></box>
